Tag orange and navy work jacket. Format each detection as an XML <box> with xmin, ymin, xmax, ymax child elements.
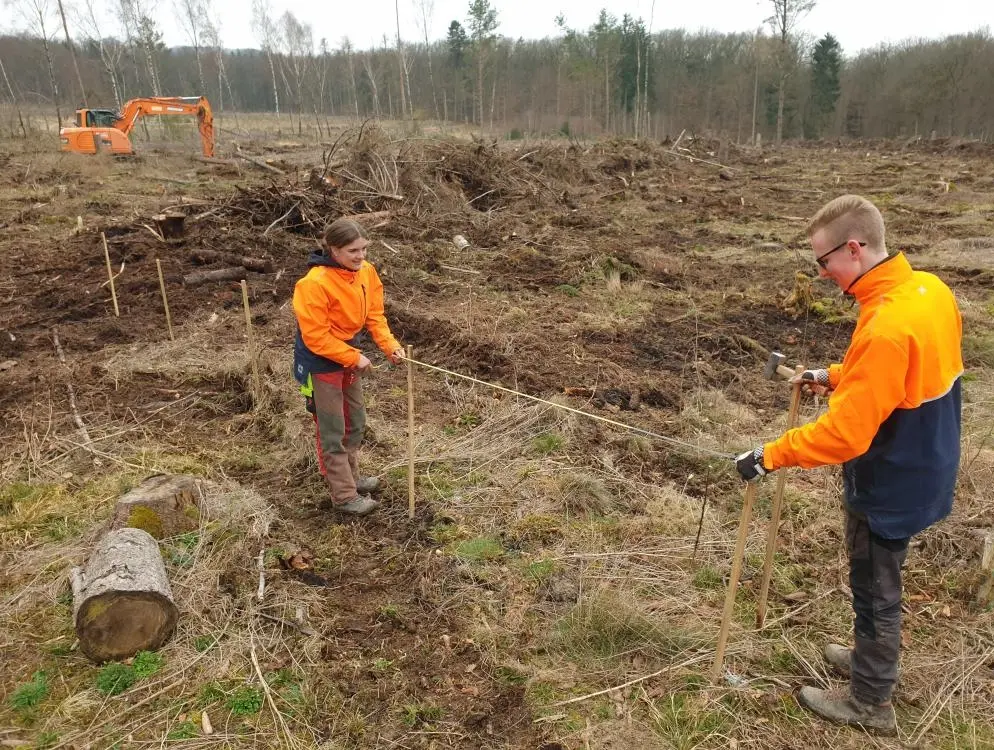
<box><xmin>292</xmin><ymin>252</ymin><xmax>400</xmax><ymax>382</ymax></box>
<box><xmin>763</xmin><ymin>253</ymin><xmax>963</xmax><ymax>539</ymax></box>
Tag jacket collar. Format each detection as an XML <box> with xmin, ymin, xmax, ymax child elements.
<box><xmin>308</xmin><ymin>250</ymin><xmax>358</xmax><ymax>280</ymax></box>
<box><xmin>846</xmin><ymin>252</ymin><xmax>912</xmax><ymax>304</ymax></box>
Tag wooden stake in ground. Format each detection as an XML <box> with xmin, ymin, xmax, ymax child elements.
<box><xmin>711</xmin><ymin>480</ymin><xmax>758</xmax><ymax>681</ymax></box>
<box><xmin>101</xmin><ymin>232</ymin><xmax>119</xmax><ymax>317</ymax></box>
<box><xmin>406</xmin><ymin>344</ymin><xmax>415</xmax><ymax>519</ymax></box>
<box><xmin>241</xmin><ymin>280</ymin><xmax>262</xmax><ymax>403</ymax></box>
<box><xmin>155</xmin><ymin>259</ymin><xmax>174</xmax><ymax>341</ymax></box>
<box><xmin>756</xmin><ymin>364</ymin><xmax>805</xmax><ymax>629</ymax></box>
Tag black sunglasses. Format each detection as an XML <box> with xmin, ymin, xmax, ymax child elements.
<box><xmin>816</xmin><ymin>240</ymin><xmax>866</xmax><ymax>269</ymax></box>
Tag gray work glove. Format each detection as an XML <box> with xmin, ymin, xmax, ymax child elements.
<box><xmin>735</xmin><ymin>446</ymin><xmax>768</xmax><ymax>482</ymax></box>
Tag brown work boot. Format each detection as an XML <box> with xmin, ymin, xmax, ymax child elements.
<box><xmin>798</xmin><ymin>686</ymin><xmax>896</xmax><ymax>736</ymax></box>
<box><xmin>333</xmin><ymin>495</ymin><xmax>380</xmax><ymax>516</ymax></box>
<box><xmin>824</xmin><ymin>643</ymin><xmax>852</xmax><ymax>676</ymax></box>
<box><xmin>355</xmin><ymin>476</ymin><xmax>381</xmax><ymax>494</ymax></box>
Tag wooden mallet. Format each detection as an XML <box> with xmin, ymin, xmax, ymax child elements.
<box><xmin>755</xmin><ymin>352</ymin><xmax>805</xmax><ymax>629</ymax></box>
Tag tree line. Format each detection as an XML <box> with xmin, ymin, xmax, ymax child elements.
<box><xmin>1</xmin><ymin>0</ymin><xmax>991</xmax><ymax>143</ymax></box>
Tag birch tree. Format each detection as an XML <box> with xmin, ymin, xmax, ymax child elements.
<box><xmin>10</xmin><ymin>0</ymin><xmax>63</xmax><ymax>126</ymax></box>
<box><xmin>413</xmin><ymin>0</ymin><xmax>439</xmax><ymax>120</ymax></box>
<box><xmin>767</xmin><ymin>0</ymin><xmax>815</xmax><ymax>145</ymax></box>
<box><xmin>78</xmin><ymin>0</ymin><xmax>125</xmax><ymax>109</ymax></box>
<box><xmin>175</xmin><ymin>0</ymin><xmax>210</xmax><ymax>94</ymax></box>
<box><xmin>251</xmin><ymin>0</ymin><xmax>281</xmax><ymax>127</ymax></box>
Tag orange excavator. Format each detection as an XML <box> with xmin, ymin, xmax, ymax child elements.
<box><xmin>60</xmin><ymin>96</ymin><xmax>214</xmax><ymax>157</ymax></box>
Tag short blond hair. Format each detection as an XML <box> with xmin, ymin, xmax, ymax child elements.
<box><xmin>807</xmin><ymin>194</ymin><xmax>886</xmax><ymax>251</ymax></box>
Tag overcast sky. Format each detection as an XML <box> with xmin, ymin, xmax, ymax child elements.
<box><xmin>6</xmin><ymin>0</ymin><xmax>990</xmax><ymax>55</ymax></box>
<box><xmin>149</xmin><ymin>0</ymin><xmax>990</xmax><ymax>54</ymax></box>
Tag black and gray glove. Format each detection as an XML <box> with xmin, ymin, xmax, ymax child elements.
<box><xmin>735</xmin><ymin>446</ymin><xmax>768</xmax><ymax>482</ymax></box>
<box><xmin>798</xmin><ymin>369</ymin><xmax>830</xmax><ymax>386</ymax></box>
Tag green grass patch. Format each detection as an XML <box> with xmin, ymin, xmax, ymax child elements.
<box><xmin>132</xmin><ymin>650</ymin><xmax>163</xmax><ymax>679</ymax></box>
<box><xmin>400</xmin><ymin>703</ymin><xmax>443</xmax><ymax>728</ymax></box>
<box><xmin>454</xmin><ymin>536</ymin><xmax>504</xmax><ymax>563</ymax></box>
<box><xmin>166</xmin><ymin>721</ymin><xmax>199</xmax><ymax>740</ymax></box>
<box><xmin>651</xmin><ymin>693</ymin><xmax>730</xmax><ymax>750</ymax></box>
<box><xmin>531</xmin><ymin>433</ymin><xmax>564</xmax><ymax>455</ymax></box>
<box><xmin>10</xmin><ymin>671</ymin><xmax>49</xmax><ymax>713</ymax></box>
<box><xmin>96</xmin><ymin>663</ymin><xmax>136</xmax><ymax>696</ymax></box>
<box><xmin>556</xmin><ymin>591</ymin><xmax>704</xmax><ymax>662</ymax></box>
<box><xmin>692</xmin><ymin>565</ymin><xmax>723</xmax><ymax>590</ymax></box>
<box><xmin>226</xmin><ymin>686</ymin><xmax>264</xmax><ymax>717</ymax></box>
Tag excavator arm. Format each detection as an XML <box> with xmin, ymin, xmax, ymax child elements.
<box><xmin>114</xmin><ymin>97</ymin><xmax>214</xmax><ymax>157</ymax></box>
<box><xmin>60</xmin><ymin>96</ymin><xmax>214</xmax><ymax>157</ymax></box>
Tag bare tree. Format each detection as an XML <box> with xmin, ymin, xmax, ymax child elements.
<box><xmin>342</xmin><ymin>37</ymin><xmax>360</xmax><ymax>119</ymax></box>
<box><xmin>202</xmin><ymin>13</ymin><xmax>239</xmax><ymax>128</ymax></box>
<box><xmin>251</xmin><ymin>0</ymin><xmax>281</xmax><ymax>128</ymax></box>
<box><xmin>413</xmin><ymin>0</ymin><xmax>439</xmax><ymax>120</ymax></box>
<box><xmin>78</xmin><ymin>0</ymin><xmax>125</xmax><ymax>109</ymax></box>
<box><xmin>175</xmin><ymin>0</ymin><xmax>210</xmax><ymax>94</ymax></box>
<box><xmin>279</xmin><ymin>10</ymin><xmax>312</xmax><ymax>135</ymax></box>
<box><xmin>362</xmin><ymin>50</ymin><xmax>381</xmax><ymax>117</ymax></box>
<box><xmin>767</xmin><ymin>0</ymin><xmax>815</xmax><ymax>145</ymax></box>
<box><xmin>10</xmin><ymin>0</ymin><xmax>63</xmax><ymax>126</ymax></box>
<box><xmin>56</xmin><ymin>0</ymin><xmax>87</xmax><ymax>106</ymax></box>
<box><xmin>0</xmin><ymin>53</ymin><xmax>28</xmax><ymax>136</ymax></box>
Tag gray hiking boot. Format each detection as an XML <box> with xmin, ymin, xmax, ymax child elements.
<box><xmin>798</xmin><ymin>686</ymin><xmax>896</xmax><ymax>736</ymax></box>
<box><xmin>824</xmin><ymin>643</ymin><xmax>852</xmax><ymax>676</ymax></box>
<box><xmin>334</xmin><ymin>495</ymin><xmax>380</xmax><ymax>516</ymax></box>
<box><xmin>355</xmin><ymin>476</ymin><xmax>381</xmax><ymax>494</ymax></box>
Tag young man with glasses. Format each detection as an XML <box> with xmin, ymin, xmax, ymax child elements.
<box><xmin>734</xmin><ymin>194</ymin><xmax>963</xmax><ymax>735</ymax></box>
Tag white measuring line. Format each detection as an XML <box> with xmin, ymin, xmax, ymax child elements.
<box><xmin>400</xmin><ymin>355</ymin><xmax>735</xmax><ymax>460</ymax></box>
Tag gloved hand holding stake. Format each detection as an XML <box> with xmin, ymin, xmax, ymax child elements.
<box><xmin>791</xmin><ymin>368</ymin><xmax>833</xmax><ymax>397</ymax></box>
<box><xmin>735</xmin><ymin>446</ymin><xmax>769</xmax><ymax>482</ymax></box>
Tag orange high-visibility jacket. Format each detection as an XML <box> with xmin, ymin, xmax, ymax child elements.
<box><xmin>763</xmin><ymin>253</ymin><xmax>963</xmax><ymax>538</ymax></box>
<box><xmin>292</xmin><ymin>253</ymin><xmax>400</xmax><ymax>378</ymax></box>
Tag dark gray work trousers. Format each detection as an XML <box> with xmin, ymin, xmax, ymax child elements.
<box><xmin>846</xmin><ymin>509</ymin><xmax>910</xmax><ymax>705</ymax></box>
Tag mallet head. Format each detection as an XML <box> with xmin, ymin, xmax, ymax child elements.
<box><xmin>763</xmin><ymin>351</ymin><xmax>787</xmax><ymax>380</ymax></box>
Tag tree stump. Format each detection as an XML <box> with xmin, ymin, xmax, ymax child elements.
<box><xmin>111</xmin><ymin>474</ymin><xmax>202</xmax><ymax>539</ymax></box>
<box><xmin>153</xmin><ymin>212</ymin><xmax>186</xmax><ymax>240</ymax></box>
<box><xmin>71</xmin><ymin>527</ymin><xmax>178</xmax><ymax>663</ymax></box>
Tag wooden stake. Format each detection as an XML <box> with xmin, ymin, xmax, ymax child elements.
<box><xmin>241</xmin><ymin>280</ymin><xmax>261</xmax><ymax>403</ymax></box>
<box><xmin>155</xmin><ymin>259</ymin><xmax>174</xmax><ymax>341</ymax></box>
<box><xmin>101</xmin><ymin>232</ymin><xmax>119</xmax><ymax>317</ymax></box>
<box><xmin>406</xmin><ymin>344</ymin><xmax>415</xmax><ymax>519</ymax></box>
<box><xmin>711</xmin><ymin>480</ymin><xmax>757</xmax><ymax>682</ymax></box>
<box><xmin>756</xmin><ymin>364</ymin><xmax>805</xmax><ymax>629</ymax></box>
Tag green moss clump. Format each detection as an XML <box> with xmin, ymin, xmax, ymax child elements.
<box><xmin>125</xmin><ymin>505</ymin><xmax>164</xmax><ymax>538</ymax></box>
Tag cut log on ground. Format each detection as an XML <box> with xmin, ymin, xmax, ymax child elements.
<box><xmin>71</xmin><ymin>527</ymin><xmax>178</xmax><ymax>663</ymax></box>
<box><xmin>190</xmin><ymin>249</ymin><xmax>274</xmax><ymax>273</ymax></box>
<box><xmin>183</xmin><ymin>267</ymin><xmax>255</xmax><ymax>286</ymax></box>
<box><xmin>110</xmin><ymin>474</ymin><xmax>202</xmax><ymax>539</ymax></box>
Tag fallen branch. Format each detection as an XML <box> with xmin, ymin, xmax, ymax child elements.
<box><xmin>183</xmin><ymin>267</ymin><xmax>258</xmax><ymax>286</ymax></box>
<box><xmin>52</xmin><ymin>330</ymin><xmax>91</xmax><ymax>446</ymax></box>
<box><xmin>233</xmin><ymin>143</ymin><xmax>285</xmax><ymax>175</ymax></box>
<box><xmin>263</xmin><ymin>201</ymin><xmax>300</xmax><ymax>236</ymax></box>
<box><xmin>340</xmin><ymin>209</ymin><xmax>392</xmax><ymax>224</ymax></box>
<box><xmin>190</xmin><ymin>249</ymin><xmax>274</xmax><ymax>273</ymax></box>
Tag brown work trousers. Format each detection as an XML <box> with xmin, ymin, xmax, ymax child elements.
<box><xmin>312</xmin><ymin>369</ymin><xmax>366</xmax><ymax>504</ymax></box>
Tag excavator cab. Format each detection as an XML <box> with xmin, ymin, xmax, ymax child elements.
<box><xmin>76</xmin><ymin>109</ymin><xmax>120</xmax><ymax>128</ymax></box>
